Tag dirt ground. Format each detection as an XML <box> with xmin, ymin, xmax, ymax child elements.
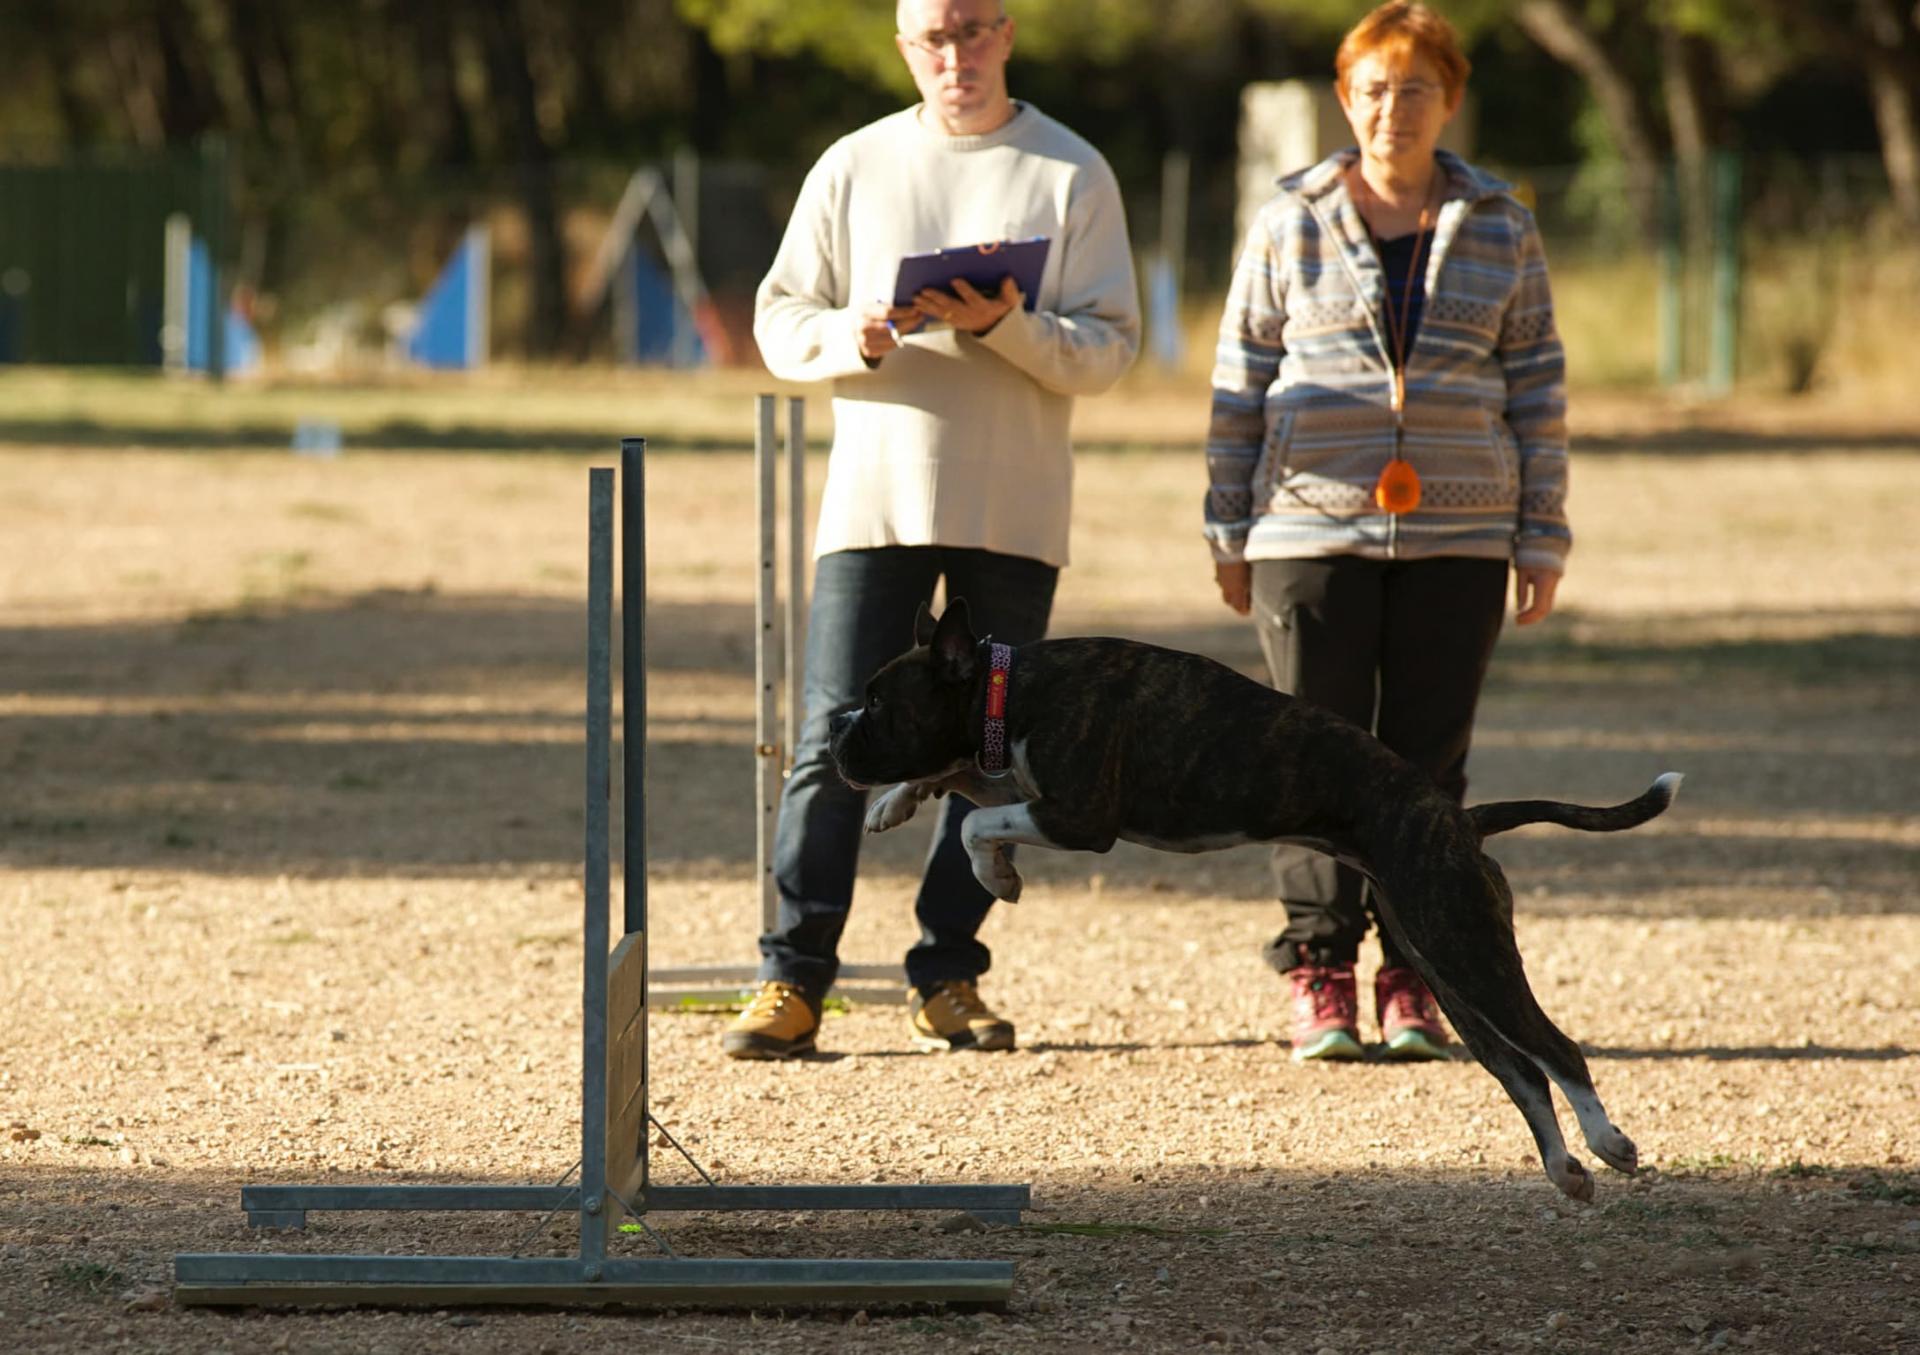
<box><xmin>2</xmin><ymin>426</ymin><xmax>1917</xmax><ymax>1354</ymax></box>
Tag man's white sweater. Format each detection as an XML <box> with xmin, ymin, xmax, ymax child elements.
<box><xmin>754</xmin><ymin>103</ymin><xmax>1140</xmax><ymax>567</ymax></box>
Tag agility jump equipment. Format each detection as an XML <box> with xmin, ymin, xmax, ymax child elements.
<box><xmin>404</xmin><ymin>224</ymin><xmax>490</xmax><ymax>369</ymax></box>
<box><xmin>646</xmin><ymin>394</ymin><xmax>910</xmax><ymax>1008</ymax></box>
<box><xmin>173</xmin><ymin>439</ymin><xmax>1025</xmax><ymax>1309</ymax></box>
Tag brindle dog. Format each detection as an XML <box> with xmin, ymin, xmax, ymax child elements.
<box><xmin>829</xmin><ymin>599</ymin><xmax>1682</xmax><ymax>1201</ymax></box>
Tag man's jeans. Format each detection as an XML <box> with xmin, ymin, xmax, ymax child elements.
<box><xmin>758</xmin><ymin>546</ymin><xmax>1058</xmax><ymax>998</ymax></box>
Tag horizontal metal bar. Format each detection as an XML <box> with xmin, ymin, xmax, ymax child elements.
<box><xmin>835</xmin><ymin>963</ymin><xmax>908</xmax><ymax>981</ymax></box>
<box><xmin>174</xmin><ymin>1254</ymin><xmax>1013</xmax><ymax>1309</ymax></box>
<box><xmin>645</xmin><ymin>962</ymin><xmax>906</xmax><ymax>985</ymax></box>
<box><xmin>238</xmin><ymin>1181</ymin><xmax>1028</xmax><ymax>1217</ymax></box>
<box><xmin>243</xmin><ymin>1185</ymin><xmax>576</xmax><ymax>1214</ymax></box>
<box><xmin>646</xmin><ymin>966</ymin><xmax>759</xmax><ymax>984</ymax></box>
<box><xmin>643</xmin><ymin>1183</ymin><xmax>1029</xmax><ymax>1214</ymax></box>
<box><xmin>647</xmin><ymin>985</ymin><xmax>909</xmax><ymax>1008</ymax></box>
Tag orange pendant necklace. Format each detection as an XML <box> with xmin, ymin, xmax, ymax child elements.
<box><xmin>1373</xmin><ymin>180</ymin><xmax>1437</xmax><ymax>516</ymax></box>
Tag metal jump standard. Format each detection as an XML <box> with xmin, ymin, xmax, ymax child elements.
<box><xmin>646</xmin><ymin>393</ymin><xmax>909</xmax><ymax>1007</ymax></box>
<box><xmin>172</xmin><ymin>439</ymin><xmax>1026</xmax><ymax>1310</ymax></box>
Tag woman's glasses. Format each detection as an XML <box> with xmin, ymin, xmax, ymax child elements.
<box><xmin>1349</xmin><ymin>80</ymin><xmax>1443</xmax><ymax>108</ymax></box>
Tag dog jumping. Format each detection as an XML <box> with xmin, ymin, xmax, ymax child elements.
<box><xmin>829</xmin><ymin>599</ymin><xmax>1682</xmax><ymax>1202</ymax></box>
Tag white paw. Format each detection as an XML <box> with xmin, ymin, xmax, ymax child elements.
<box><xmin>1586</xmin><ymin>1126</ymin><xmax>1638</xmax><ymax>1175</ymax></box>
<box><xmin>864</xmin><ymin>785</ymin><xmax>920</xmax><ymax>834</ymax></box>
<box><xmin>1547</xmin><ymin>1155</ymin><xmax>1594</xmax><ymax>1203</ymax></box>
<box><xmin>971</xmin><ymin>847</ymin><xmax>1023</xmax><ymax>903</ymax></box>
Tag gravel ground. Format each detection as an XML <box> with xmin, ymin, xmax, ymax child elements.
<box><xmin>3</xmin><ymin>443</ymin><xmax>1916</xmax><ymax>1354</ymax></box>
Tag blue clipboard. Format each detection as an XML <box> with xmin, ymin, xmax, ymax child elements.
<box><xmin>892</xmin><ymin>236</ymin><xmax>1050</xmax><ymax>310</ymax></box>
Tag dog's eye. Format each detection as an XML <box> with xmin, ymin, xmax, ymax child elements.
<box><xmin>866</xmin><ymin>693</ymin><xmax>883</xmax><ymax>713</ymax></box>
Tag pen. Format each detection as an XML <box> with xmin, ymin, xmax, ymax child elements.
<box><xmin>886</xmin><ymin>317</ymin><xmax>900</xmax><ymax>344</ymax></box>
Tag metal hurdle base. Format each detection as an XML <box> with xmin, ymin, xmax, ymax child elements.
<box><xmin>173</xmin><ymin>445</ymin><xmax>1023</xmax><ymax>1311</ymax></box>
<box><xmin>173</xmin><ymin>1256</ymin><xmax>1014</xmax><ymax>1311</ymax></box>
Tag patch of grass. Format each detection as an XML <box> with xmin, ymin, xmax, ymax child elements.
<box><xmin>1769</xmin><ymin>1160</ymin><xmax>1840</xmax><ymax>1181</ymax></box>
<box><xmin>178</xmin><ymin>606</ymin><xmax>268</xmax><ymax>630</ymax></box>
<box><xmin>50</xmin><ymin>1260</ymin><xmax>127</xmax><ymax>1297</ymax></box>
<box><xmin>330</xmin><ymin>770</ymin><xmax>382</xmax><ymax>792</ymax></box>
<box><xmin>288</xmin><ymin>501</ymin><xmax>359</xmax><ymax>522</ymax></box>
<box><xmin>1663</xmin><ymin>1152</ymin><xmax>1750</xmax><ymax>1175</ymax></box>
<box><xmin>66</xmin><ymin>1135</ymin><xmax>116</xmax><ymax>1148</ymax></box>
<box><xmin>160</xmin><ymin>826</ymin><xmax>197</xmax><ymax>849</ymax></box>
<box><xmin>904</xmin><ymin>1314</ymin><xmax>981</xmax><ymax>1334</ymax></box>
<box><xmin>7</xmin><ymin>815</ymin><xmax>88</xmax><ymax>836</ymax></box>
<box><xmin>1026</xmin><ymin>1221</ymin><xmax>1228</xmax><ymax>1238</ymax></box>
<box><xmin>1601</xmin><ymin>1196</ymin><xmax>1717</xmax><ymax>1230</ymax></box>
<box><xmin>1847</xmin><ymin>1172</ymin><xmax>1920</xmax><ymax>1207</ymax></box>
<box><xmin>265</xmin><ymin>929</ymin><xmax>319</xmax><ymax>946</ymax></box>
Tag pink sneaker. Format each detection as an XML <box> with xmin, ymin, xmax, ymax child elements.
<box><xmin>1289</xmin><ymin>964</ymin><xmax>1363</xmax><ymax>1062</ymax></box>
<box><xmin>1375</xmin><ymin>966</ymin><xmax>1451</xmax><ymax>1061</ymax></box>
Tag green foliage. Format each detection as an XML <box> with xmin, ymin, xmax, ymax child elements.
<box><xmin>677</xmin><ymin>0</ymin><xmax>909</xmax><ymax>90</ymax></box>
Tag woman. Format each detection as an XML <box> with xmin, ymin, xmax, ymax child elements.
<box><xmin>1204</xmin><ymin>1</ymin><xmax>1569</xmax><ymax>1061</ymax></box>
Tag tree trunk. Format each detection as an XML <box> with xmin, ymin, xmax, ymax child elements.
<box><xmin>154</xmin><ymin>0</ymin><xmax>221</xmax><ymax>140</ymax></box>
<box><xmin>411</xmin><ymin>0</ymin><xmax>478</xmax><ymax>169</ymax></box>
<box><xmin>478</xmin><ymin>0</ymin><xmax>568</xmax><ymax>357</ymax></box>
<box><xmin>1857</xmin><ymin>0</ymin><xmax>1920</xmax><ymax>224</ymax></box>
<box><xmin>1515</xmin><ymin>0</ymin><xmax>1664</xmax><ymax>226</ymax></box>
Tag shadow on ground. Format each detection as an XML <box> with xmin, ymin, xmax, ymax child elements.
<box><xmin>5</xmin><ymin>592</ymin><xmax>1914</xmax><ymax>914</ymax></box>
<box><xmin>1</xmin><ymin>1161</ymin><xmax>1913</xmax><ymax>1352</ymax></box>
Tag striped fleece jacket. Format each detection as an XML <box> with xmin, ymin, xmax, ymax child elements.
<box><xmin>1205</xmin><ymin>149</ymin><xmax>1570</xmax><ymax>573</ymax></box>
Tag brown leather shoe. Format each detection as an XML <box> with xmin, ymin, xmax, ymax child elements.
<box><xmin>909</xmin><ymin>979</ymin><xmax>1015</xmax><ymax>1052</ymax></box>
<box><xmin>721</xmin><ymin>981</ymin><xmax>820</xmax><ymax>1060</ymax></box>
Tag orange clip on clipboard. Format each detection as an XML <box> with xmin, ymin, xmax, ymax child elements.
<box><xmin>892</xmin><ymin>236</ymin><xmax>1050</xmax><ymax>310</ymax></box>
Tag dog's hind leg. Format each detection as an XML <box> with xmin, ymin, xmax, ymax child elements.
<box><xmin>1442</xmin><ymin>1001</ymin><xmax>1596</xmax><ymax>1203</ymax></box>
<box><xmin>1457</xmin><ymin>860</ymin><xmax>1639</xmax><ymax>1177</ymax></box>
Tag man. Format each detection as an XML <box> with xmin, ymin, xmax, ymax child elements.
<box><xmin>724</xmin><ymin>0</ymin><xmax>1140</xmax><ymax>1060</ymax></box>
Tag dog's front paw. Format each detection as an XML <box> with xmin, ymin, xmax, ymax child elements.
<box><xmin>971</xmin><ymin>847</ymin><xmax>1023</xmax><ymax>903</ymax></box>
<box><xmin>864</xmin><ymin>784</ymin><xmax>921</xmax><ymax>834</ymax></box>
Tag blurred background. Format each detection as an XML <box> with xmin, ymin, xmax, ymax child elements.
<box><xmin>0</xmin><ymin>0</ymin><xmax>1915</xmax><ymax>404</ymax></box>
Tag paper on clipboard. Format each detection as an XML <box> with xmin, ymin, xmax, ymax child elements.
<box><xmin>892</xmin><ymin>236</ymin><xmax>1050</xmax><ymax>310</ymax></box>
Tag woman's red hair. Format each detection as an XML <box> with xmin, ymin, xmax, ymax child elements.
<box><xmin>1335</xmin><ymin>2</ymin><xmax>1471</xmax><ymax>100</ymax></box>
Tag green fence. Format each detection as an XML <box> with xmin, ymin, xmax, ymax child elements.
<box><xmin>0</xmin><ymin>141</ymin><xmax>229</xmax><ymax>368</ymax></box>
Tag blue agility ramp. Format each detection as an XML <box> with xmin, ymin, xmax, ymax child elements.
<box><xmin>626</xmin><ymin>249</ymin><xmax>707</xmax><ymax>367</ymax></box>
<box><xmin>184</xmin><ymin>237</ymin><xmax>259</xmax><ymax>375</ymax></box>
<box><xmin>405</xmin><ymin>225</ymin><xmax>490</xmax><ymax>369</ymax></box>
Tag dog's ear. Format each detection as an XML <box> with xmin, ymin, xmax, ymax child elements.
<box><xmin>913</xmin><ymin>600</ymin><xmax>937</xmax><ymax>649</ymax></box>
<box><xmin>930</xmin><ymin>599</ymin><xmax>978</xmax><ymax>682</ymax></box>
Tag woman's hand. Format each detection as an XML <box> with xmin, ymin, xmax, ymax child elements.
<box><xmin>1515</xmin><ymin>567</ymin><xmax>1560</xmax><ymax>625</ymax></box>
<box><xmin>1214</xmin><ymin>560</ymin><xmax>1252</xmax><ymax>616</ymax></box>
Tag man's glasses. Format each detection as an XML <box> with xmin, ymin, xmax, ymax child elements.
<box><xmin>1349</xmin><ymin>79</ymin><xmax>1443</xmax><ymax>108</ymax></box>
<box><xmin>900</xmin><ymin>16</ymin><xmax>1007</xmax><ymax>60</ymax></box>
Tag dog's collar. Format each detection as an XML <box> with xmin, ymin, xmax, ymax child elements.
<box><xmin>977</xmin><ymin>642</ymin><xmax>1014</xmax><ymax>777</ymax></box>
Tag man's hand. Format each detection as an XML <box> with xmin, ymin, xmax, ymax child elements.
<box><xmin>856</xmin><ymin>302</ymin><xmax>925</xmax><ymax>362</ymax></box>
<box><xmin>915</xmin><ymin>276</ymin><xmax>1021</xmax><ymax>335</ymax></box>
<box><xmin>1515</xmin><ymin>567</ymin><xmax>1560</xmax><ymax>625</ymax></box>
<box><xmin>1214</xmin><ymin>559</ymin><xmax>1251</xmax><ymax>616</ymax></box>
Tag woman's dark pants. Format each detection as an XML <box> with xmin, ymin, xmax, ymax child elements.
<box><xmin>1249</xmin><ymin>555</ymin><xmax>1509</xmax><ymax>975</ymax></box>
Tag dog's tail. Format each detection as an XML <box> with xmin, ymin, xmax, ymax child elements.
<box><xmin>1469</xmin><ymin>772</ymin><xmax>1683</xmax><ymax>840</ymax></box>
